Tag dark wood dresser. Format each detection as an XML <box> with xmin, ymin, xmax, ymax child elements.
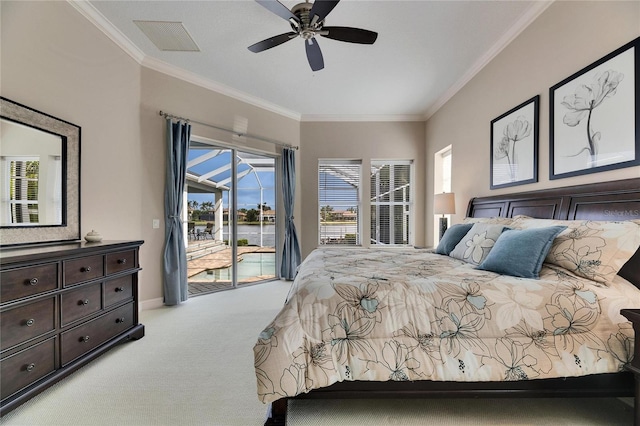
<box><xmin>0</xmin><ymin>240</ymin><xmax>145</xmax><ymax>415</ymax></box>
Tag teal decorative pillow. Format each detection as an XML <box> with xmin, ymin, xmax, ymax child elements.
<box><xmin>436</xmin><ymin>223</ymin><xmax>474</xmax><ymax>255</ymax></box>
<box><xmin>449</xmin><ymin>223</ymin><xmax>508</xmax><ymax>265</ymax></box>
<box><xmin>478</xmin><ymin>226</ymin><xmax>567</xmax><ymax>278</ymax></box>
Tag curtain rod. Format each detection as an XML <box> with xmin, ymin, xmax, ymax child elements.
<box><xmin>159</xmin><ymin>111</ymin><xmax>299</xmax><ymax>150</ymax></box>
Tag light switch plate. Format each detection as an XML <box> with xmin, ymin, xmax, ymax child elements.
<box><xmin>152</xmin><ymin>219</ymin><xmax>160</xmax><ymax>229</ymax></box>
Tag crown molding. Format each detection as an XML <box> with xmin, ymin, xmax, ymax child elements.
<box><xmin>141</xmin><ymin>56</ymin><xmax>301</xmax><ymax>121</ymax></box>
<box><xmin>68</xmin><ymin>1</ymin><xmax>145</xmax><ymax>63</ymax></box>
<box><xmin>70</xmin><ymin>0</ymin><xmax>552</xmax><ymax>124</ymax></box>
<box><xmin>68</xmin><ymin>0</ymin><xmax>301</xmax><ymax>122</ymax></box>
<box><xmin>423</xmin><ymin>0</ymin><xmax>554</xmax><ymax>120</ymax></box>
<box><xmin>301</xmin><ymin>114</ymin><xmax>425</xmax><ymax>123</ymax></box>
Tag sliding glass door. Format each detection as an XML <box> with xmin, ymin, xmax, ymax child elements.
<box><xmin>234</xmin><ymin>151</ymin><xmax>277</xmax><ymax>284</ymax></box>
<box><xmin>184</xmin><ymin>141</ymin><xmax>277</xmax><ymax>295</ymax></box>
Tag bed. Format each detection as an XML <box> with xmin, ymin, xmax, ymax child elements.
<box><xmin>255</xmin><ymin>178</ymin><xmax>640</xmax><ymax>426</ymax></box>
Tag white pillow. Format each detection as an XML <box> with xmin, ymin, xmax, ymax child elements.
<box><xmin>449</xmin><ymin>223</ymin><xmax>508</xmax><ymax>265</ymax></box>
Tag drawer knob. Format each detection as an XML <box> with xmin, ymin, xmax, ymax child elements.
<box><xmin>117</xmin><ymin>258</ymin><xmax>127</xmax><ymax>265</ymax></box>
<box><xmin>26</xmin><ymin>363</ymin><xmax>36</xmax><ymax>372</ymax></box>
<box><xmin>115</xmin><ymin>287</ymin><xmax>125</xmax><ymax>292</ymax></box>
<box><xmin>115</xmin><ymin>317</ymin><xmax>126</xmax><ymax>324</ymax></box>
<box><xmin>29</xmin><ymin>278</ymin><xmax>39</xmax><ymax>286</ymax></box>
<box><xmin>26</xmin><ymin>318</ymin><xmax>35</xmax><ymax>327</ymax></box>
<box><xmin>80</xmin><ymin>335</ymin><xmax>90</xmax><ymax>343</ymax></box>
<box><xmin>81</xmin><ymin>266</ymin><xmax>92</xmax><ymax>272</ymax></box>
<box><xmin>79</xmin><ymin>299</ymin><xmax>90</xmax><ymax>306</ymax></box>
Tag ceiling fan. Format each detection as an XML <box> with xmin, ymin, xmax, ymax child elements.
<box><xmin>248</xmin><ymin>0</ymin><xmax>378</xmax><ymax>71</ymax></box>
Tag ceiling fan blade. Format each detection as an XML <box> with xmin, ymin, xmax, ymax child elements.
<box><xmin>255</xmin><ymin>0</ymin><xmax>299</xmax><ymax>23</ymax></box>
<box><xmin>309</xmin><ymin>0</ymin><xmax>340</xmax><ymax>25</ymax></box>
<box><xmin>248</xmin><ymin>32</ymin><xmax>297</xmax><ymax>53</ymax></box>
<box><xmin>305</xmin><ymin>38</ymin><xmax>324</xmax><ymax>71</ymax></box>
<box><xmin>321</xmin><ymin>26</ymin><xmax>378</xmax><ymax>44</ymax></box>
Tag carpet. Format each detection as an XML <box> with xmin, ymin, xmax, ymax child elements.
<box><xmin>0</xmin><ymin>280</ymin><xmax>634</xmax><ymax>426</ymax></box>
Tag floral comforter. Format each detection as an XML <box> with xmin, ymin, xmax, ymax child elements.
<box><xmin>254</xmin><ymin>248</ymin><xmax>640</xmax><ymax>404</ymax></box>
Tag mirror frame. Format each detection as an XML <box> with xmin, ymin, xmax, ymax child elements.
<box><xmin>0</xmin><ymin>97</ymin><xmax>80</xmax><ymax>246</ymax></box>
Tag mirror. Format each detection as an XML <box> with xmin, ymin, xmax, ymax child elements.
<box><xmin>0</xmin><ymin>97</ymin><xmax>80</xmax><ymax>246</ymax></box>
<box><xmin>1</xmin><ymin>119</ymin><xmax>64</xmax><ymax>226</ymax></box>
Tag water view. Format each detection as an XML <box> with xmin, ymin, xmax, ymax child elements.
<box><xmin>193</xmin><ymin>224</ymin><xmax>275</xmax><ymax>247</ymax></box>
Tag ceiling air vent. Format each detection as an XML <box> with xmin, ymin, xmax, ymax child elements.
<box><xmin>134</xmin><ymin>20</ymin><xmax>200</xmax><ymax>52</ymax></box>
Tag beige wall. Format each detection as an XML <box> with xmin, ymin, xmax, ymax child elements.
<box><xmin>139</xmin><ymin>68</ymin><xmax>300</xmax><ymax>305</ymax></box>
<box><xmin>4</xmin><ymin>1</ymin><xmax>638</xmax><ymax>303</ymax></box>
<box><xmin>1</xmin><ymin>1</ymin><xmax>300</xmax><ymax>306</ymax></box>
<box><xmin>425</xmin><ymin>1</ymin><xmax>640</xmax><ymax>246</ymax></box>
<box><xmin>300</xmin><ymin>121</ymin><xmax>426</xmax><ymax>259</ymax></box>
<box><xmin>1</xmin><ymin>3</ymin><xmax>143</xmax><ymax>244</ymax></box>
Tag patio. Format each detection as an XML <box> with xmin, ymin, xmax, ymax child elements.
<box><xmin>186</xmin><ymin>239</ymin><xmax>276</xmax><ymax>295</ymax></box>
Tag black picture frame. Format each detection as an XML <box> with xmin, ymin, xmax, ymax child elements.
<box><xmin>490</xmin><ymin>95</ymin><xmax>539</xmax><ymax>190</ymax></box>
<box><xmin>550</xmin><ymin>37</ymin><xmax>640</xmax><ymax>180</ymax></box>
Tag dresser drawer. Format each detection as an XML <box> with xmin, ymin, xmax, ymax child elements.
<box><xmin>61</xmin><ymin>303</ymin><xmax>134</xmax><ymax>366</ymax></box>
<box><xmin>64</xmin><ymin>255</ymin><xmax>104</xmax><ymax>286</ymax></box>
<box><xmin>106</xmin><ymin>250</ymin><xmax>136</xmax><ymax>275</ymax></box>
<box><xmin>1</xmin><ymin>337</ymin><xmax>56</xmax><ymax>401</ymax></box>
<box><xmin>0</xmin><ymin>263</ymin><xmax>58</xmax><ymax>303</ymax></box>
<box><xmin>60</xmin><ymin>283</ymin><xmax>102</xmax><ymax>326</ymax></box>
<box><xmin>1</xmin><ymin>298</ymin><xmax>56</xmax><ymax>351</ymax></box>
<box><xmin>104</xmin><ymin>275</ymin><xmax>133</xmax><ymax>308</ymax></box>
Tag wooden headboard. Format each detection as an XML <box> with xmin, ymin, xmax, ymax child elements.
<box><xmin>466</xmin><ymin>177</ymin><xmax>640</xmax><ymax>287</ymax></box>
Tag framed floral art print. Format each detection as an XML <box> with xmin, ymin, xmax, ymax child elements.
<box><xmin>490</xmin><ymin>95</ymin><xmax>539</xmax><ymax>189</ymax></box>
<box><xmin>550</xmin><ymin>37</ymin><xmax>639</xmax><ymax>180</ymax></box>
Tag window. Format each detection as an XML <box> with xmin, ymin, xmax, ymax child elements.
<box><xmin>318</xmin><ymin>160</ymin><xmax>361</xmax><ymax>245</ymax></box>
<box><xmin>185</xmin><ymin>140</ymin><xmax>278</xmax><ymax>290</ymax></box>
<box><xmin>441</xmin><ymin>148</ymin><xmax>452</xmax><ymax>193</ymax></box>
<box><xmin>370</xmin><ymin>160</ymin><xmax>413</xmax><ymax>245</ymax></box>
<box><xmin>434</xmin><ymin>146</ymin><xmax>453</xmax><ymax>245</ymax></box>
<box><xmin>3</xmin><ymin>157</ymin><xmax>40</xmax><ymax>224</ymax></box>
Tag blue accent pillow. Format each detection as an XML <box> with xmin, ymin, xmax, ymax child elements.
<box><xmin>477</xmin><ymin>226</ymin><xmax>567</xmax><ymax>278</ymax></box>
<box><xmin>435</xmin><ymin>223</ymin><xmax>474</xmax><ymax>255</ymax></box>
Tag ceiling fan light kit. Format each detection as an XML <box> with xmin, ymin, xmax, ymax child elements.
<box><xmin>248</xmin><ymin>0</ymin><xmax>378</xmax><ymax>71</ymax></box>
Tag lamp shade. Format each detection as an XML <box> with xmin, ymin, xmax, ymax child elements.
<box><xmin>434</xmin><ymin>192</ymin><xmax>456</xmax><ymax>215</ymax></box>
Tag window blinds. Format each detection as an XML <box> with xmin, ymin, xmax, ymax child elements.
<box><xmin>318</xmin><ymin>161</ymin><xmax>361</xmax><ymax>245</ymax></box>
<box><xmin>370</xmin><ymin>161</ymin><xmax>412</xmax><ymax>245</ymax></box>
<box><xmin>10</xmin><ymin>159</ymin><xmax>40</xmax><ymax>223</ymax></box>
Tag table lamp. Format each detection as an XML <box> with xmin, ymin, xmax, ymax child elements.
<box><xmin>434</xmin><ymin>192</ymin><xmax>455</xmax><ymax>240</ymax></box>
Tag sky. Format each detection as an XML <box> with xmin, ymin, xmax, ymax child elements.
<box><xmin>187</xmin><ymin>148</ymin><xmax>275</xmax><ymax>211</ymax></box>
<box><xmin>186</xmin><ymin>147</ymin><xmax>363</xmax><ymax>213</ymax></box>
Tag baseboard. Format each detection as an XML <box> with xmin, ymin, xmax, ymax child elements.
<box><xmin>139</xmin><ymin>297</ymin><xmax>164</xmax><ymax>311</ymax></box>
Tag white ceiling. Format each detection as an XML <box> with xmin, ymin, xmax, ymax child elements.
<box><xmin>79</xmin><ymin>1</ymin><xmax>551</xmax><ymax>121</ymax></box>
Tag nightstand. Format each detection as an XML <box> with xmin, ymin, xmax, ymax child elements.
<box><xmin>620</xmin><ymin>309</ymin><xmax>640</xmax><ymax>426</ymax></box>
